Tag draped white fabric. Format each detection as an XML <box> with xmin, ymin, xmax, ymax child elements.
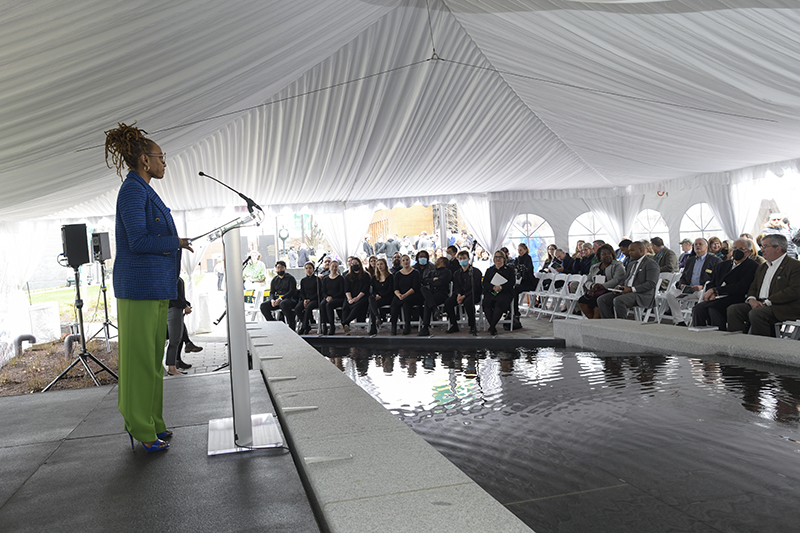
<box><xmin>459</xmin><ymin>197</ymin><xmax>524</xmax><ymax>255</ymax></box>
<box><xmin>704</xmin><ymin>178</ymin><xmax>764</xmax><ymax>240</ymax></box>
<box><xmin>2</xmin><ymin>1</ymin><xmax>800</xmax><ymax>222</ymax></box>
<box><xmin>583</xmin><ymin>195</ymin><xmax>645</xmax><ymax>245</ymax></box>
<box><xmin>314</xmin><ymin>206</ymin><xmax>376</xmax><ymax>262</ymax></box>
<box><xmin>0</xmin><ymin>221</ymin><xmax>53</xmax><ymax>363</ymax></box>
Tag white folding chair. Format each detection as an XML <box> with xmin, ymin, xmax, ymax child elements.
<box><xmin>537</xmin><ymin>273</ymin><xmax>568</xmax><ymax>320</ymax></box>
<box><xmin>552</xmin><ymin>274</ymin><xmax>587</xmax><ymax>321</ymax></box>
<box><xmin>244</xmin><ymin>288</ymin><xmax>264</xmax><ymax>322</ymax></box>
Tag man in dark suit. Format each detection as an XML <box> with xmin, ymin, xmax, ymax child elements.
<box><xmin>598</xmin><ymin>241</ymin><xmax>660</xmax><ymax>319</ymax></box>
<box><xmin>691</xmin><ymin>239</ymin><xmax>758</xmax><ymax>330</ymax></box>
<box><xmin>666</xmin><ymin>238</ymin><xmax>721</xmax><ymax>326</ymax></box>
<box><xmin>727</xmin><ymin>234</ymin><xmax>800</xmax><ymax>336</ymax></box>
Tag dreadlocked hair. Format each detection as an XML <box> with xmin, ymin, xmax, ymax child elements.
<box><xmin>104</xmin><ymin>122</ymin><xmax>153</xmax><ymax>180</ymax></box>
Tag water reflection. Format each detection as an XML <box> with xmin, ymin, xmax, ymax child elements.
<box><xmin>315</xmin><ymin>346</ymin><xmax>800</xmax><ymax>424</ymax></box>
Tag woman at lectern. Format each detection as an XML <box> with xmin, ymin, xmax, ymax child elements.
<box><xmin>105</xmin><ymin>122</ymin><xmax>193</xmax><ymax>453</ymax></box>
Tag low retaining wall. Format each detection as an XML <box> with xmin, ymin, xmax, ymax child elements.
<box><xmin>248</xmin><ymin>321</ymin><xmax>533</xmax><ymax>533</ymax></box>
<box><xmin>554</xmin><ymin>319</ymin><xmax>800</xmax><ymax>368</ymax></box>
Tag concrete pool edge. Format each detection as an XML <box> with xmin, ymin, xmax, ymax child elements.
<box><xmin>555</xmin><ymin>319</ymin><xmax>800</xmax><ymax>368</ymax></box>
<box><xmin>248</xmin><ymin>321</ymin><xmax>534</xmax><ymax>533</ymax></box>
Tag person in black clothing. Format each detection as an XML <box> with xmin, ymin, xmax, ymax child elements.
<box><xmin>445</xmin><ymin>245</ymin><xmax>460</xmax><ymax>275</ymax></box>
<box><xmin>483</xmin><ymin>250</ymin><xmax>516</xmax><ymax>336</ymax></box>
<box><xmin>390</xmin><ymin>252</ymin><xmax>402</xmax><ymax>274</ymax></box>
<box><xmin>414</xmin><ymin>249</ymin><xmax>435</xmax><ymax>285</ymax></box>
<box><xmin>166</xmin><ymin>277</ymin><xmax>191</xmax><ymax>376</ymax></box>
<box><xmin>511</xmin><ymin>243</ymin><xmax>535</xmax><ymax>327</ymax></box>
<box><xmin>319</xmin><ymin>260</ymin><xmax>345</xmax><ymax>335</ymax></box>
<box><xmin>368</xmin><ymin>258</ymin><xmax>394</xmax><ymax>335</ymax></box>
<box><xmin>576</xmin><ymin>243</ymin><xmax>595</xmax><ymax>275</ymax></box>
<box><xmin>418</xmin><ymin>257</ymin><xmax>452</xmax><ymax>336</ymax></box>
<box><xmin>294</xmin><ymin>262</ymin><xmax>321</xmax><ymax>335</ymax></box>
<box><xmin>390</xmin><ymin>255</ymin><xmax>422</xmax><ymax>335</ymax></box>
<box><xmin>444</xmin><ymin>250</ymin><xmax>482</xmax><ymax>335</ymax></box>
<box><xmin>260</xmin><ymin>261</ymin><xmax>298</xmax><ymax>328</ymax></box>
<box><xmin>341</xmin><ymin>257</ymin><xmax>370</xmax><ymax>334</ymax></box>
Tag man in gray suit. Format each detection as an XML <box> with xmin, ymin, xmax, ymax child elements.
<box><xmin>598</xmin><ymin>241</ymin><xmax>660</xmax><ymax>319</ymax></box>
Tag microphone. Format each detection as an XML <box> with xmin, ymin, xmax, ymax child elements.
<box><xmin>198</xmin><ymin>172</ymin><xmax>262</xmax><ymax>214</ymax></box>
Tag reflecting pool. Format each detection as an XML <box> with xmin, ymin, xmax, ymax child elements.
<box><xmin>314</xmin><ymin>346</ymin><xmax>800</xmax><ymax>532</ymax></box>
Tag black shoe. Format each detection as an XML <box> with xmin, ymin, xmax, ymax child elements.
<box><xmin>675</xmin><ymin>321</ymin><xmax>687</xmax><ymax>327</ymax></box>
<box><xmin>446</xmin><ymin>324</ymin><xmax>459</xmax><ymax>334</ymax></box>
<box><xmin>489</xmin><ymin>326</ymin><xmax>498</xmax><ymax>336</ymax></box>
<box><xmin>503</xmin><ymin>323</ymin><xmax>511</xmax><ymax>331</ymax></box>
<box><xmin>418</xmin><ymin>327</ymin><xmax>430</xmax><ymax>337</ymax></box>
<box><xmin>369</xmin><ymin>325</ymin><xmax>378</xmax><ymax>336</ymax></box>
<box><xmin>402</xmin><ymin>327</ymin><xmax>410</xmax><ymax>335</ymax></box>
<box><xmin>512</xmin><ymin>319</ymin><xmax>523</xmax><ymax>330</ymax></box>
<box><xmin>185</xmin><ymin>342</ymin><xmax>203</xmax><ymax>353</ymax></box>
<box><xmin>470</xmin><ymin>327</ymin><xmax>478</xmax><ymax>336</ymax></box>
<box><xmin>176</xmin><ymin>360</ymin><xmax>192</xmax><ymax>370</ymax></box>
<box><xmin>391</xmin><ymin>323</ymin><xmax>398</xmax><ymax>336</ymax></box>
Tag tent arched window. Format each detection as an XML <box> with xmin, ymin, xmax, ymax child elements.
<box><xmin>631</xmin><ymin>209</ymin><xmax>670</xmax><ymax>248</ymax></box>
<box><xmin>680</xmin><ymin>203</ymin><xmax>723</xmax><ymax>242</ymax></box>
<box><xmin>568</xmin><ymin>212</ymin><xmax>613</xmax><ymax>255</ymax></box>
<box><xmin>505</xmin><ymin>213</ymin><xmax>555</xmax><ymax>271</ymax></box>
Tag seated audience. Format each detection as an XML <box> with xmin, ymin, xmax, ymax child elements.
<box><xmin>319</xmin><ymin>260</ymin><xmax>345</xmax><ymax>335</ymax></box>
<box><xmin>368</xmin><ymin>258</ymin><xmax>394</xmax><ymax>335</ymax></box>
<box><xmin>576</xmin><ymin>243</ymin><xmax>595</xmax><ymax>275</ymax></box>
<box><xmin>444</xmin><ymin>250</ymin><xmax>482</xmax><ymax>336</ymax></box>
<box><xmin>665</xmin><ymin>238</ymin><xmax>721</xmax><ymax>327</ymax></box>
<box><xmin>294</xmin><ymin>262</ymin><xmax>321</xmax><ymax>335</ymax></box>
<box><xmin>708</xmin><ymin>236</ymin><xmax>723</xmax><ymax>258</ymax></box>
<box><xmin>418</xmin><ymin>257</ymin><xmax>452</xmax><ymax>336</ymax></box>
<box><xmin>260</xmin><ymin>261</ymin><xmax>298</xmax><ymax>328</ymax></box>
<box><xmin>552</xmin><ymin>248</ymin><xmax>575</xmax><ymax>275</ymax></box>
<box><xmin>578</xmin><ymin>244</ymin><xmax>625</xmax><ymax>319</ymax></box>
<box><xmin>597</xmin><ymin>241</ymin><xmax>659</xmax><ymax>319</ymax></box>
<box><xmin>340</xmin><ymin>257</ymin><xmax>370</xmax><ymax>334</ymax></box>
<box><xmin>727</xmin><ymin>234</ymin><xmax>800</xmax><ymax>336</ymax></box>
<box><xmin>512</xmin><ymin>243</ymin><xmax>536</xmax><ymax>326</ymax></box>
<box><xmin>482</xmin><ymin>250</ymin><xmax>516</xmax><ymax>336</ymax></box>
<box><xmin>390</xmin><ymin>255</ymin><xmax>423</xmax><ymax>335</ymax></box>
<box><xmin>537</xmin><ymin>244</ymin><xmax>558</xmax><ymax>275</ymax></box>
<box><xmin>572</xmin><ymin>240</ymin><xmax>585</xmax><ymax>259</ymax></box>
<box><xmin>617</xmin><ymin>239</ymin><xmax>632</xmax><ymax>267</ymax></box>
<box><xmin>692</xmin><ymin>239</ymin><xmax>758</xmax><ymax>330</ymax></box>
<box><xmin>678</xmin><ymin>238</ymin><xmax>694</xmax><ymax>269</ymax></box>
<box><xmin>651</xmin><ymin>237</ymin><xmax>678</xmax><ymax>273</ymax></box>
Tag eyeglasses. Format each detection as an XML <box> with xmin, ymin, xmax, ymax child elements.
<box><xmin>147</xmin><ymin>153</ymin><xmax>166</xmax><ymax>162</ymax></box>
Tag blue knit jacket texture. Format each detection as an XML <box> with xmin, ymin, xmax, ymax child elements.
<box><xmin>113</xmin><ymin>172</ymin><xmax>181</xmax><ymax>300</ymax></box>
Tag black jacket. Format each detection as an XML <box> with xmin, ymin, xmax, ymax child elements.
<box><xmin>270</xmin><ymin>273</ymin><xmax>297</xmax><ymax>300</ymax></box>
<box><xmin>707</xmin><ymin>258</ymin><xmax>758</xmax><ymax>301</ymax></box>
<box><xmin>483</xmin><ymin>264</ymin><xmax>516</xmax><ymax>297</ymax></box>
<box><xmin>452</xmin><ymin>265</ymin><xmax>482</xmax><ymax>300</ymax></box>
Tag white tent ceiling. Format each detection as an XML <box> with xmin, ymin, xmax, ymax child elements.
<box><xmin>3</xmin><ymin>0</ymin><xmax>800</xmax><ymax>222</ymax></box>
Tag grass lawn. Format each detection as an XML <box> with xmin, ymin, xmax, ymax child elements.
<box><xmin>29</xmin><ymin>285</ymin><xmax>117</xmax><ymax>324</ymax></box>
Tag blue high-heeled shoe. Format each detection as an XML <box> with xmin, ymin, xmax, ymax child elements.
<box><xmin>157</xmin><ymin>430</ymin><xmax>173</xmax><ymax>440</ymax></box>
<box><xmin>127</xmin><ymin>431</ymin><xmax>170</xmax><ymax>453</ymax></box>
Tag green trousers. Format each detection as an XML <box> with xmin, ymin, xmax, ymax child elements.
<box><xmin>117</xmin><ymin>298</ymin><xmax>169</xmax><ymax>443</ymax></box>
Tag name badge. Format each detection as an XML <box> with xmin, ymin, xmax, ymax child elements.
<box><xmin>705</xmin><ymin>269</ymin><xmax>713</xmax><ymax>273</ymax></box>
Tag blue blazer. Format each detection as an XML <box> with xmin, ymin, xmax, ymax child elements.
<box><xmin>113</xmin><ymin>172</ymin><xmax>181</xmax><ymax>300</ymax></box>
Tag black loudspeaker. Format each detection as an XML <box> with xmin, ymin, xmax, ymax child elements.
<box><xmin>62</xmin><ymin>224</ymin><xmax>91</xmax><ymax>268</ymax></box>
<box><xmin>92</xmin><ymin>232</ymin><xmax>111</xmax><ymax>262</ymax></box>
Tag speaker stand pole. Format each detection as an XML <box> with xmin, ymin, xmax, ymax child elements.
<box><xmin>43</xmin><ymin>267</ymin><xmax>119</xmax><ymax>392</ymax></box>
<box><xmin>86</xmin><ymin>261</ymin><xmax>117</xmax><ymax>352</ymax></box>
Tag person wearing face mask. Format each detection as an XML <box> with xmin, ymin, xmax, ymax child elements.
<box><xmin>691</xmin><ymin>239</ymin><xmax>758</xmax><ymax>330</ymax></box>
<box><xmin>445</xmin><ymin>245</ymin><xmax>460</xmax><ymax>275</ymax></box>
<box><xmin>260</xmin><ymin>261</ymin><xmax>298</xmax><ymax>328</ymax></box>
<box><xmin>341</xmin><ymin>257</ymin><xmax>370</xmax><ymax>334</ymax></box>
<box><xmin>294</xmin><ymin>262</ymin><xmax>321</xmax><ymax>335</ymax></box>
<box><xmin>444</xmin><ymin>250</ymin><xmax>482</xmax><ymax>335</ymax></box>
<box><xmin>414</xmin><ymin>250</ymin><xmax>436</xmax><ymax>286</ymax></box>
